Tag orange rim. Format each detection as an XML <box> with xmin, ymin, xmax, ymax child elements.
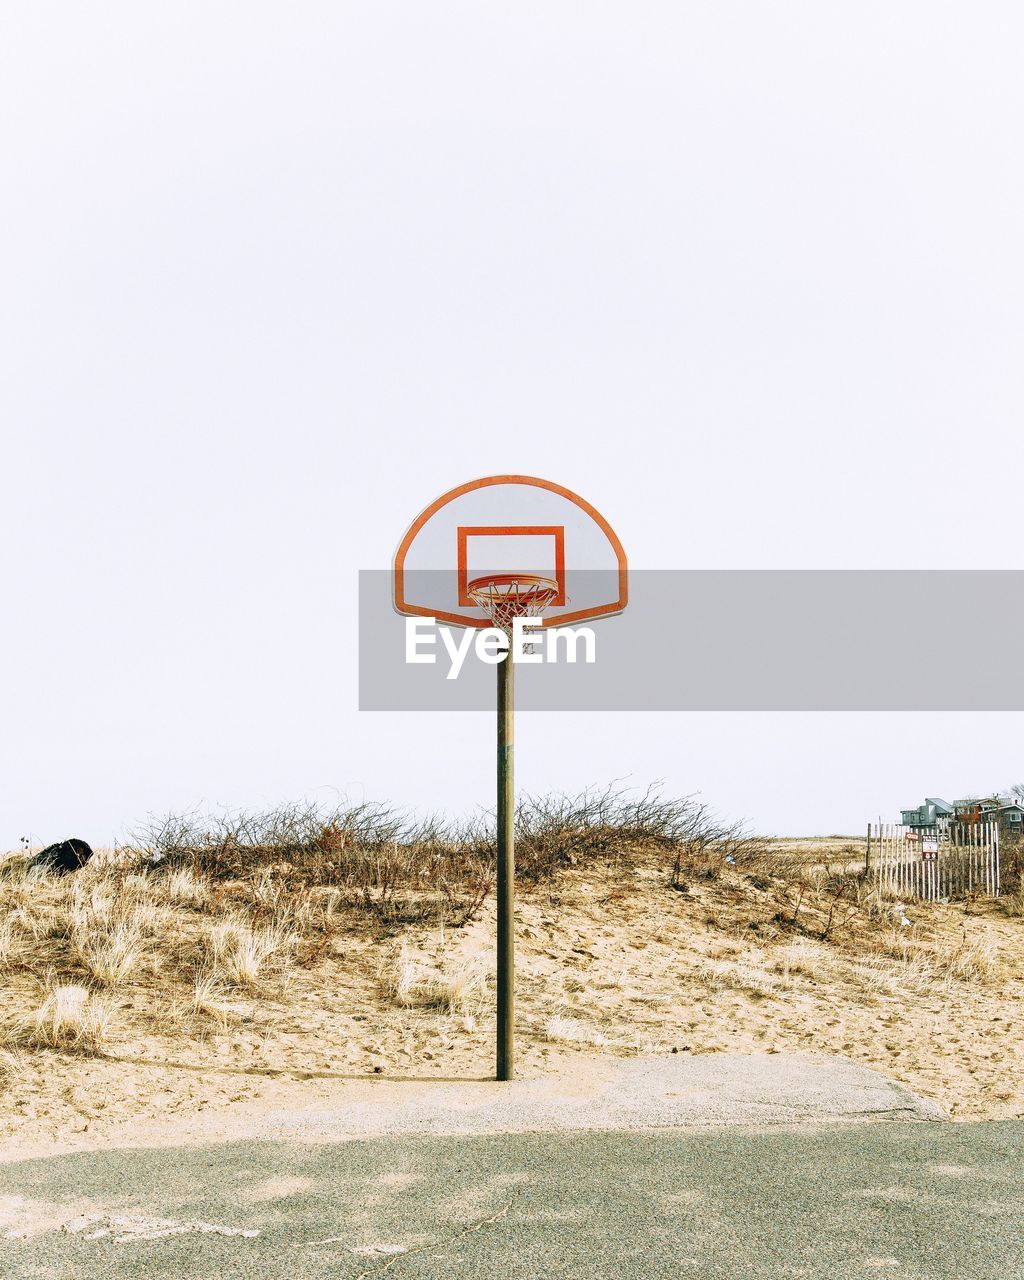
<box><xmin>466</xmin><ymin>573</ymin><xmax>560</xmax><ymax>603</ymax></box>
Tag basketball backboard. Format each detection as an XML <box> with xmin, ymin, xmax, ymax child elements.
<box><xmin>393</xmin><ymin>475</ymin><xmax>627</xmax><ymax>629</ymax></box>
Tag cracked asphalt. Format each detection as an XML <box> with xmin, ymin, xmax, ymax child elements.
<box><xmin>3</xmin><ymin>1121</ymin><xmax>1023</xmax><ymax>1279</ymax></box>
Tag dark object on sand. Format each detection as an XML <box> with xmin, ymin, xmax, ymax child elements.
<box><xmin>32</xmin><ymin>838</ymin><xmax>94</xmax><ymax>875</ymax></box>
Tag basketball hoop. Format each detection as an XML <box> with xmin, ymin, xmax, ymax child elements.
<box><xmin>466</xmin><ymin>574</ymin><xmax>560</xmax><ymax>635</ymax></box>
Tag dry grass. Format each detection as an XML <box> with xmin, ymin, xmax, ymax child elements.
<box><xmin>850</xmin><ymin>955</ymin><xmax>938</xmax><ymax>998</ymax></box>
<box><xmin>686</xmin><ymin>913</ymin><xmax>1002</xmax><ymax>1005</ymax></box>
<box><xmin>2</xmin><ymin>985</ymin><xmax>115</xmax><ymax>1052</ymax></box>
<box><xmin>859</xmin><ymin>925</ymin><xmax>997</xmax><ymax>986</ymax></box>
<box><xmin>0</xmin><ymin>1049</ymin><xmax>17</xmax><ymax>1092</ymax></box>
<box><xmin>74</xmin><ymin>917</ymin><xmax>147</xmax><ymax>988</ymax></box>
<box><xmin>381</xmin><ymin>943</ymin><xmax>487</xmax><ymax>1012</ymax></box>
<box><xmin>0</xmin><ymin>851</ymin><xmax>30</xmax><ymax>884</ymax></box>
<box><xmin>164</xmin><ymin>868</ymin><xmax>212</xmax><ymax>910</ymax></box>
<box><xmin>769</xmin><ymin>940</ymin><xmax>828</xmax><ymax>983</ymax></box>
<box><xmin>544</xmin><ymin>1015</ymin><xmax>611</xmax><ymax>1047</ymax></box>
<box><xmin>694</xmin><ymin>953</ymin><xmax>782</xmax><ymax>999</ymax></box>
<box><xmin>205</xmin><ymin>918</ymin><xmax>295</xmax><ymax>989</ymax></box>
<box><xmin>188</xmin><ymin>976</ymin><xmax>238</xmax><ymax>1030</ymax></box>
<box><xmin>0</xmin><ymin>917</ymin><xmax>17</xmax><ymax>968</ymax></box>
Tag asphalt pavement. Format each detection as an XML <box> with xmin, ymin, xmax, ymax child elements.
<box><xmin>3</xmin><ymin>1120</ymin><xmax>1023</xmax><ymax>1279</ymax></box>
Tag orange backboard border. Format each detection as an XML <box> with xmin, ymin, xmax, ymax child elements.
<box><xmin>394</xmin><ymin>474</ymin><xmax>628</xmax><ymax>629</ymax></box>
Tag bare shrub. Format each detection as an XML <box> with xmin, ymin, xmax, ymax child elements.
<box><xmin>1005</xmin><ymin>883</ymin><xmax>1024</xmax><ymax>918</ymax></box>
<box><xmin>753</xmin><ymin>846</ymin><xmax>884</xmax><ymax>944</ymax></box>
<box><xmin>133</xmin><ymin>802</ymin><xmax>493</xmax><ymax>926</ymax></box>
<box><xmin>127</xmin><ymin>785</ymin><xmax>755</xmax><ymax>926</ymax></box>
<box><xmin>1000</xmin><ymin>834</ymin><xmax>1024</xmax><ymax>908</ymax></box>
<box><xmin>515</xmin><ymin>784</ymin><xmax>764</xmax><ymax>885</ymax></box>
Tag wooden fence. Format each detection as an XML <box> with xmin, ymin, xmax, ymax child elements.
<box><xmin>869</xmin><ymin>821</ymin><xmax>1000</xmax><ymax>901</ymax></box>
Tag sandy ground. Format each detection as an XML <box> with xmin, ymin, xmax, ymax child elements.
<box><xmin>2</xmin><ymin>845</ymin><xmax>1022</xmax><ymax>1162</ymax></box>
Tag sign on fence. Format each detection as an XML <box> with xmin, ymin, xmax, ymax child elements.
<box><xmin>869</xmin><ymin>821</ymin><xmax>1000</xmax><ymax>901</ymax></box>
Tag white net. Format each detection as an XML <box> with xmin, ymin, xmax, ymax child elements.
<box><xmin>466</xmin><ymin>575</ymin><xmax>560</xmax><ymax>636</ymax></box>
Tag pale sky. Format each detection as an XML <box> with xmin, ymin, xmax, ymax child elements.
<box><xmin>3</xmin><ymin>3</ymin><xmax>1022</xmax><ymax>848</ymax></box>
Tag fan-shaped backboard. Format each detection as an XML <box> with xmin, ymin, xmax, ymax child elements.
<box><xmin>394</xmin><ymin>475</ymin><xmax>628</xmax><ymax>629</ymax></box>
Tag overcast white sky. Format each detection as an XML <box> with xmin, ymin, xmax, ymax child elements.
<box><xmin>2</xmin><ymin>3</ymin><xmax>1022</xmax><ymax>847</ymax></box>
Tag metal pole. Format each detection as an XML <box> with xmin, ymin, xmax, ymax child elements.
<box><xmin>496</xmin><ymin>647</ymin><xmax>515</xmax><ymax>1081</ymax></box>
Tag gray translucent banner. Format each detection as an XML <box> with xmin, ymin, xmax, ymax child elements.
<box><xmin>359</xmin><ymin>570</ymin><xmax>1024</xmax><ymax>711</ymax></box>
